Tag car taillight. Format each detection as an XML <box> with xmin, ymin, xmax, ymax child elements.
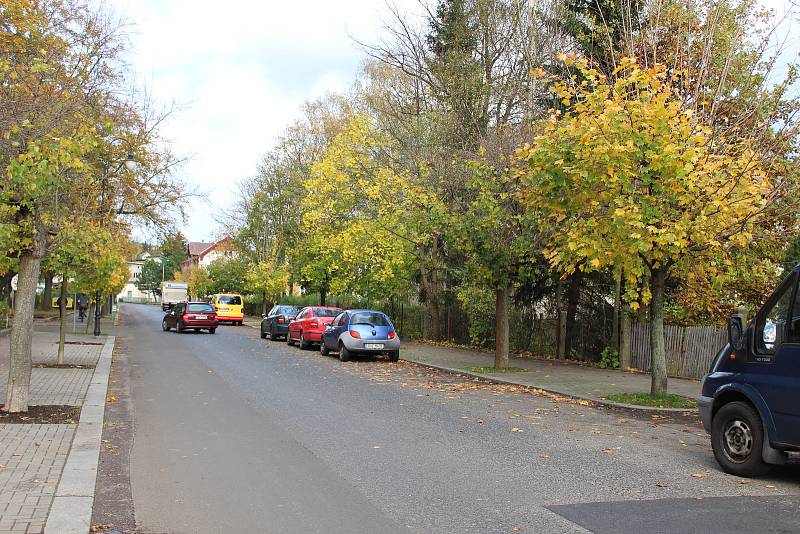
<box><xmin>349</xmin><ymin>330</ymin><xmax>361</xmax><ymax>339</ymax></box>
<box><xmin>278</xmin><ymin>316</ymin><xmax>285</xmax><ymax>324</ymax></box>
<box><xmin>388</xmin><ymin>331</ymin><xmax>395</xmax><ymax>339</ymax></box>
<box><xmin>182</xmin><ymin>314</ymin><xmax>189</xmax><ymax>320</ymax></box>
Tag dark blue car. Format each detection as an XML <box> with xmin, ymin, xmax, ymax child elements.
<box><xmin>700</xmin><ymin>265</ymin><xmax>800</xmax><ymax>476</ymax></box>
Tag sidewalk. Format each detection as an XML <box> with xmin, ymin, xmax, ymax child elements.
<box><xmin>402</xmin><ymin>342</ymin><xmax>701</xmax><ymax>411</ymax></box>
<box><xmin>0</xmin><ymin>330</ymin><xmax>114</xmax><ymax>534</ymax></box>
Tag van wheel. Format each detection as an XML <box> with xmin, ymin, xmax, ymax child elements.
<box><xmin>711</xmin><ymin>401</ymin><xmax>772</xmax><ymax>477</ymax></box>
<box><xmin>338</xmin><ymin>342</ymin><xmax>350</xmax><ymax>362</ymax></box>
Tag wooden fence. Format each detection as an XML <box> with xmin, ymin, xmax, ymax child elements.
<box><xmin>629</xmin><ymin>323</ymin><xmax>727</xmax><ymax>380</ymax></box>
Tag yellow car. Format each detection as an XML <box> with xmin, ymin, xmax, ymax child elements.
<box><xmin>212</xmin><ymin>293</ymin><xmax>244</xmax><ymax>325</ymax></box>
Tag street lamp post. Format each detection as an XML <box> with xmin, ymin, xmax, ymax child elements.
<box><xmin>94</xmin><ymin>151</ymin><xmax>136</xmax><ymax>337</ymax></box>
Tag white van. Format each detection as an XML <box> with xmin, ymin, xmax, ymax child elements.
<box><xmin>161</xmin><ymin>281</ymin><xmax>188</xmax><ymax>311</ymax></box>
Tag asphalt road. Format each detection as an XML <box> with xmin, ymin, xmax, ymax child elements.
<box><xmin>120</xmin><ymin>303</ymin><xmax>800</xmax><ymax>534</ymax></box>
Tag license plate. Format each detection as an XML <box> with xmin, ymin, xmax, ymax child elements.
<box><xmin>195</xmin><ymin>315</ymin><xmax>207</xmax><ymax>319</ymax></box>
<box><xmin>364</xmin><ymin>343</ymin><xmax>384</xmax><ymax>349</ymax></box>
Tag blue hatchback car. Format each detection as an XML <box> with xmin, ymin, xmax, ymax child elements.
<box><xmin>700</xmin><ymin>265</ymin><xmax>800</xmax><ymax>476</ymax></box>
<box><xmin>320</xmin><ymin>309</ymin><xmax>400</xmax><ymax>362</ymax></box>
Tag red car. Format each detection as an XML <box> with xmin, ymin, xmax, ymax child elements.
<box><xmin>162</xmin><ymin>302</ymin><xmax>218</xmax><ymax>334</ymax></box>
<box><xmin>286</xmin><ymin>306</ymin><xmax>343</xmax><ymax>349</ymax></box>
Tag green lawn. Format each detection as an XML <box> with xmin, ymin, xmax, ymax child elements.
<box><xmin>462</xmin><ymin>366</ymin><xmax>527</xmax><ymax>374</ymax></box>
<box><xmin>602</xmin><ymin>392</ymin><xmax>697</xmax><ymax>409</ymax></box>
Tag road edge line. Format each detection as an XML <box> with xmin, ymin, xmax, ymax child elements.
<box><xmin>404</xmin><ymin>359</ymin><xmax>698</xmax><ymax>415</ymax></box>
<box><xmin>44</xmin><ymin>335</ymin><xmax>115</xmax><ymax>534</ymax></box>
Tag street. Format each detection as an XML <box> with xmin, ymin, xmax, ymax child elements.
<box><xmin>111</xmin><ymin>304</ymin><xmax>799</xmax><ymax>534</ymax></box>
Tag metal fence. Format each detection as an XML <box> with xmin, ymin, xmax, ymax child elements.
<box><xmin>630</xmin><ymin>323</ymin><xmax>727</xmax><ymax>380</ymax></box>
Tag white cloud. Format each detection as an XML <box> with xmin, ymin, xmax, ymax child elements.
<box><xmin>116</xmin><ymin>0</ymin><xmax>424</xmax><ymax>242</ymax></box>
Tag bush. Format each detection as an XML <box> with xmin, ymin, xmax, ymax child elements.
<box><xmin>456</xmin><ymin>285</ymin><xmax>495</xmax><ymax>348</ymax></box>
<box><xmin>598</xmin><ymin>346</ymin><xmax>620</xmax><ymax>369</ymax></box>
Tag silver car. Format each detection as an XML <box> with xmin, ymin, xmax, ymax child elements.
<box><xmin>320</xmin><ymin>309</ymin><xmax>400</xmax><ymax>362</ymax></box>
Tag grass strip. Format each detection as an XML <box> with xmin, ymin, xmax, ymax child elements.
<box><xmin>603</xmin><ymin>392</ymin><xmax>697</xmax><ymax>409</ymax></box>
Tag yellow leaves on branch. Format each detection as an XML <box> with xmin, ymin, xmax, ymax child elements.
<box><xmin>519</xmin><ymin>57</ymin><xmax>773</xmax><ymax>297</ymax></box>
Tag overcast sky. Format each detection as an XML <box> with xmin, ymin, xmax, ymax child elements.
<box><xmin>118</xmin><ymin>0</ymin><xmax>422</xmax><ymax>243</ymax></box>
<box><xmin>119</xmin><ymin>0</ymin><xmax>797</xmax><ymax>245</ymax></box>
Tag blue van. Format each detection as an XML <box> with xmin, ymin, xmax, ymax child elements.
<box><xmin>700</xmin><ymin>266</ymin><xmax>800</xmax><ymax>476</ymax></box>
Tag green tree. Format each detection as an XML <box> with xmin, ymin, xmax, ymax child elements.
<box><xmin>136</xmin><ymin>260</ymin><xmax>165</xmax><ymax>301</ymax></box>
<box><xmin>187</xmin><ymin>267</ymin><xmax>212</xmax><ymax>300</ymax></box>
<box><xmin>206</xmin><ymin>256</ymin><xmax>249</xmax><ymax>295</ymax></box>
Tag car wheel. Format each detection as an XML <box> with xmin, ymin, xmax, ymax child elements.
<box><xmin>194</xmin><ymin>328</ymin><xmax>200</xmax><ymax>333</ymax></box>
<box><xmin>260</xmin><ymin>329</ymin><xmax>267</xmax><ymax>339</ymax></box>
<box><xmin>270</xmin><ymin>326</ymin><xmax>277</xmax><ymax>341</ymax></box>
<box><xmin>320</xmin><ymin>341</ymin><xmax>329</xmax><ymax>356</ymax></box>
<box><xmin>286</xmin><ymin>332</ymin><xmax>294</xmax><ymax>346</ymax></box>
<box><xmin>711</xmin><ymin>401</ymin><xmax>772</xmax><ymax>477</ymax></box>
<box><xmin>176</xmin><ymin>321</ymin><xmax>185</xmax><ymax>333</ymax></box>
<box><xmin>209</xmin><ymin>328</ymin><xmax>216</xmax><ymax>334</ymax></box>
<box><xmin>338</xmin><ymin>342</ymin><xmax>350</xmax><ymax>362</ymax></box>
<box><xmin>162</xmin><ymin>319</ymin><xmax>170</xmax><ymax>332</ymax></box>
<box><xmin>299</xmin><ymin>333</ymin><xmax>311</xmax><ymax>350</ymax></box>
<box><xmin>389</xmin><ymin>350</ymin><xmax>400</xmax><ymax>362</ymax></box>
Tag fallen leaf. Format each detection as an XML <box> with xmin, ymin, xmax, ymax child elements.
<box><xmin>511</xmin><ymin>427</ymin><xmax>523</xmax><ymax>433</ymax></box>
<box><xmin>737</xmin><ymin>479</ymin><xmax>751</xmax><ymax>485</ymax></box>
<box><xmin>539</xmin><ymin>453</ymin><xmax>550</xmax><ymax>459</ymax></box>
<box><xmin>512</xmin><ymin>528</ymin><xmax>524</xmax><ymax>532</ymax></box>
<box><xmin>601</xmin><ymin>447</ymin><xmax>621</xmax><ymax>454</ymax></box>
<box><xmin>655</xmin><ymin>483</ymin><xmax>668</xmax><ymax>488</ymax></box>
<box><xmin>765</xmin><ymin>484</ymin><xmax>776</xmax><ymax>489</ymax></box>
<box><xmin>690</xmin><ymin>473</ymin><xmax>706</xmax><ymax>479</ymax></box>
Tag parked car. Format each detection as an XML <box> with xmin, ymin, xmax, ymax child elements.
<box><xmin>700</xmin><ymin>266</ymin><xmax>800</xmax><ymax>477</ymax></box>
<box><xmin>162</xmin><ymin>302</ymin><xmax>218</xmax><ymax>334</ymax></box>
<box><xmin>320</xmin><ymin>309</ymin><xmax>400</xmax><ymax>362</ymax></box>
<box><xmin>211</xmin><ymin>293</ymin><xmax>244</xmax><ymax>325</ymax></box>
<box><xmin>286</xmin><ymin>306</ymin><xmax>342</xmax><ymax>349</ymax></box>
<box><xmin>260</xmin><ymin>305</ymin><xmax>301</xmax><ymax>340</ymax></box>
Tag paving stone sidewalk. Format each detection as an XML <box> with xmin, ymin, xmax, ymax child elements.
<box><xmin>402</xmin><ymin>342</ymin><xmax>702</xmax><ymax>404</ymax></box>
<box><xmin>0</xmin><ymin>330</ymin><xmax>108</xmax><ymax>534</ymax></box>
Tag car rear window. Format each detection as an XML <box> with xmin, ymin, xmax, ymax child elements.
<box><xmin>314</xmin><ymin>308</ymin><xmax>341</xmax><ymax>317</ymax></box>
<box><xmin>188</xmin><ymin>304</ymin><xmax>214</xmax><ymax>312</ymax></box>
<box><xmin>279</xmin><ymin>306</ymin><xmax>300</xmax><ymax>315</ymax></box>
<box><xmin>218</xmin><ymin>295</ymin><xmax>242</xmax><ymax>305</ymax></box>
<box><xmin>350</xmin><ymin>312</ymin><xmax>391</xmax><ymax>327</ymax></box>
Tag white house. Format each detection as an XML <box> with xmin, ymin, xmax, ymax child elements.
<box><xmin>117</xmin><ymin>253</ymin><xmax>163</xmax><ymax>303</ymax></box>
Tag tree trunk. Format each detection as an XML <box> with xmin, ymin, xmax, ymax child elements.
<box><xmin>5</xmin><ymin>248</ymin><xmax>44</xmax><ymax>412</ymax></box>
<box><xmin>556</xmin><ymin>280</ymin><xmax>567</xmax><ymax>359</ymax></box>
<box><xmin>564</xmin><ymin>272</ymin><xmax>582</xmax><ymax>357</ymax></box>
<box><xmin>649</xmin><ymin>267</ymin><xmax>668</xmax><ymax>396</ymax></box>
<box><xmin>319</xmin><ymin>286</ymin><xmax>327</xmax><ymax>306</ymax></box>
<box><xmin>495</xmin><ymin>286</ymin><xmax>510</xmax><ymax>369</ymax></box>
<box><xmin>418</xmin><ymin>240</ymin><xmax>442</xmax><ymax>340</ymax></box>
<box><xmin>40</xmin><ymin>271</ymin><xmax>53</xmax><ymax>311</ymax></box>
<box><xmin>620</xmin><ymin>303</ymin><xmax>631</xmax><ymax>370</ymax></box>
<box><xmin>57</xmin><ymin>276</ymin><xmax>68</xmax><ymax>365</ymax></box>
<box><xmin>611</xmin><ymin>269</ymin><xmax>621</xmax><ymax>352</ymax></box>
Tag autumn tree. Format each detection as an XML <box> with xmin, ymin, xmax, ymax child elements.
<box><xmin>520</xmin><ymin>57</ymin><xmax>792</xmax><ymax>395</ymax></box>
<box><xmin>0</xmin><ymin>0</ymin><xmax>186</xmax><ymax>412</ymax></box>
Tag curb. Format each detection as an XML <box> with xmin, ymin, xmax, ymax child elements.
<box><xmin>44</xmin><ymin>335</ymin><xmax>115</xmax><ymax>534</ymax></box>
<box><xmin>405</xmin><ymin>359</ymin><xmax>698</xmax><ymax>415</ymax></box>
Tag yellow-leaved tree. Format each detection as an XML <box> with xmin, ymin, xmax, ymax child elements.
<box><xmin>519</xmin><ymin>56</ymin><xmax>785</xmax><ymax>396</ymax></box>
